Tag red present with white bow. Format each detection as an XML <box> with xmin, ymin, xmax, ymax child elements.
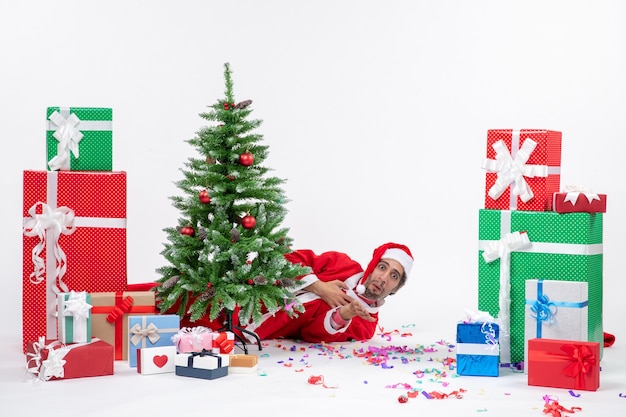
<box><xmin>482</xmin><ymin>129</ymin><xmax>562</xmax><ymax>211</ymax></box>
<box><xmin>137</xmin><ymin>346</ymin><xmax>177</xmax><ymax>375</ymax></box>
<box><xmin>553</xmin><ymin>186</ymin><xmax>607</xmax><ymax>213</ymax></box>
<box><xmin>25</xmin><ymin>337</ymin><xmax>114</xmax><ymax>381</ymax></box>
<box><xmin>171</xmin><ymin>326</ymin><xmax>215</xmax><ymax>353</ymax></box>
<box><xmin>22</xmin><ymin>170</ymin><xmax>127</xmax><ymax>353</ymax></box>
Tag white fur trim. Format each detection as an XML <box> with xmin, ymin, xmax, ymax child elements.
<box><xmin>382</xmin><ymin>248</ymin><xmax>413</xmax><ymax>277</ymax></box>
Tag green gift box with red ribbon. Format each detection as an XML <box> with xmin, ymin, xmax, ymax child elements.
<box><xmin>477</xmin><ymin>209</ymin><xmax>603</xmax><ymax>365</ymax></box>
<box><xmin>22</xmin><ymin>170</ymin><xmax>127</xmax><ymax>353</ymax></box>
<box><xmin>527</xmin><ymin>338</ymin><xmax>600</xmax><ymax>391</ymax></box>
<box><xmin>46</xmin><ymin>107</ymin><xmax>113</xmax><ymax>171</ymax></box>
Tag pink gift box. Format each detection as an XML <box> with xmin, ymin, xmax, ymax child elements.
<box><xmin>171</xmin><ymin>326</ymin><xmax>215</xmax><ymax>353</ymax></box>
<box><xmin>482</xmin><ymin>129</ymin><xmax>561</xmax><ymax>211</ymax></box>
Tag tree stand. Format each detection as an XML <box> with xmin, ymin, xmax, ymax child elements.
<box><xmin>218</xmin><ymin>310</ymin><xmax>262</xmax><ymax>354</ymax></box>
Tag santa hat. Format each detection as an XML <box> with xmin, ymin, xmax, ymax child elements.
<box><xmin>357</xmin><ymin>242</ymin><xmax>414</xmax><ymax>291</ymax></box>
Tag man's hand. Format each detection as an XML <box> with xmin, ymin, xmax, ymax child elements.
<box><xmin>306</xmin><ymin>280</ymin><xmax>353</xmax><ymax>308</ymax></box>
<box><xmin>339</xmin><ymin>300</ymin><xmax>375</xmax><ymax>322</ymax></box>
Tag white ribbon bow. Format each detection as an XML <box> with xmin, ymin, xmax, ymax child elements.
<box><xmin>23</xmin><ymin>202</ymin><xmax>76</xmax><ymax>291</ymax></box>
<box><xmin>563</xmin><ymin>185</ymin><xmax>600</xmax><ymax>205</ymax></box>
<box><xmin>26</xmin><ymin>337</ymin><xmax>68</xmax><ymax>382</ymax></box>
<box><xmin>130</xmin><ymin>322</ymin><xmax>161</xmax><ymax>346</ymax></box>
<box><xmin>47</xmin><ymin>110</ymin><xmax>84</xmax><ymax>171</ymax></box>
<box><xmin>482</xmin><ymin>138</ymin><xmax>548</xmax><ymax>203</ymax></box>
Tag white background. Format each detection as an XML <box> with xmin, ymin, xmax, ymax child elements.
<box><xmin>1</xmin><ymin>0</ymin><xmax>624</xmax><ymax>361</ymax></box>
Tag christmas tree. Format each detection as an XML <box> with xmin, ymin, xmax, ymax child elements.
<box><xmin>155</xmin><ymin>63</ymin><xmax>309</xmax><ymax>329</ymax></box>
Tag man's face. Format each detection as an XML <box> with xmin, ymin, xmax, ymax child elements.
<box><xmin>361</xmin><ymin>258</ymin><xmax>405</xmax><ymax>300</ymax></box>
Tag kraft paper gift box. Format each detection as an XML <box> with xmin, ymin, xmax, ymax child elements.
<box><xmin>553</xmin><ymin>186</ymin><xmax>607</xmax><ymax>213</ymax></box>
<box><xmin>228</xmin><ymin>354</ymin><xmax>258</xmax><ymax>374</ymax></box>
<box><xmin>57</xmin><ymin>291</ymin><xmax>92</xmax><ymax>343</ymax></box>
<box><xmin>26</xmin><ymin>337</ymin><xmax>114</xmax><ymax>381</ymax></box>
<box><xmin>171</xmin><ymin>326</ymin><xmax>216</xmax><ymax>353</ymax></box>
<box><xmin>477</xmin><ymin>209</ymin><xmax>603</xmax><ymax>365</ymax></box>
<box><xmin>523</xmin><ymin>279</ymin><xmax>588</xmax><ymax>373</ymax></box>
<box><xmin>128</xmin><ymin>314</ymin><xmax>180</xmax><ymax>367</ymax></box>
<box><xmin>456</xmin><ymin>322</ymin><xmax>500</xmax><ymax>377</ymax></box>
<box><xmin>175</xmin><ymin>350</ymin><xmax>229</xmax><ymax>380</ymax></box>
<box><xmin>137</xmin><ymin>346</ymin><xmax>177</xmax><ymax>375</ymax></box>
<box><xmin>90</xmin><ymin>291</ymin><xmax>156</xmax><ymax>360</ymax></box>
<box><xmin>22</xmin><ymin>170</ymin><xmax>127</xmax><ymax>353</ymax></box>
<box><xmin>482</xmin><ymin>129</ymin><xmax>561</xmax><ymax>211</ymax></box>
<box><xmin>527</xmin><ymin>338</ymin><xmax>600</xmax><ymax>391</ymax></box>
<box><xmin>46</xmin><ymin>107</ymin><xmax>113</xmax><ymax>171</ymax></box>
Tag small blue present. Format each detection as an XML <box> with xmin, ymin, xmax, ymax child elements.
<box><xmin>456</xmin><ymin>321</ymin><xmax>500</xmax><ymax>377</ymax></box>
<box><xmin>127</xmin><ymin>314</ymin><xmax>179</xmax><ymax>367</ymax></box>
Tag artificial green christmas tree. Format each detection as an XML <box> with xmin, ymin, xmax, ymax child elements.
<box><xmin>155</xmin><ymin>63</ymin><xmax>309</xmax><ymax>345</ymax></box>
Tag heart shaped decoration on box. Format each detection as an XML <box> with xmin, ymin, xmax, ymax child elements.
<box><xmin>153</xmin><ymin>355</ymin><xmax>169</xmax><ymax>368</ymax></box>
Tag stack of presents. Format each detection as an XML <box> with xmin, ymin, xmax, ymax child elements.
<box><xmin>22</xmin><ymin>107</ymin><xmax>257</xmax><ymax>382</ymax></box>
<box><xmin>455</xmin><ymin>129</ymin><xmax>606</xmax><ymax>391</ymax></box>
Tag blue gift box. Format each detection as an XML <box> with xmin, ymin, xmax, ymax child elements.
<box><xmin>456</xmin><ymin>322</ymin><xmax>500</xmax><ymax>377</ymax></box>
<box><xmin>175</xmin><ymin>350</ymin><xmax>229</xmax><ymax>380</ymax></box>
<box><xmin>127</xmin><ymin>314</ymin><xmax>180</xmax><ymax>367</ymax></box>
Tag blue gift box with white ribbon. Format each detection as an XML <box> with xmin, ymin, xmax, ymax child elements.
<box><xmin>456</xmin><ymin>322</ymin><xmax>500</xmax><ymax>377</ymax></box>
<box><xmin>523</xmin><ymin>279</ymin><xmax>588</xmax><ymax>373</ymax></box>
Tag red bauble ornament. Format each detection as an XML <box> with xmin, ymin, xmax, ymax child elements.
<box><xmin>241</xmin><ymin>214</ymin><xmax>256</xmax><ymax>229</ymax></box>
<box><xmin>206</xmin><ymin>282</ymin><xmax>212</xmax><ymax>289</ymax></box>
<box><xmin>247</xmin><ymin>279</ymin><xmax>254</xmax><ymax>285</ymax></box>
<box><xmin>199</xmin><ymin>189</ymin><xmax>211</xmax><ymax>204</ymax></box>
<box><xmin>239</xmin><ymin>151</ymin><xmax>254</xmax><ymax>167</ymax></box>
<box><xmin>180</xmin><ymin>225</ymin><xmax>195</xmax><ymax>237</ymax></box>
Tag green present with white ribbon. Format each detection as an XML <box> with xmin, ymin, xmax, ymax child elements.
<box><xmin>57</xmin><ymin>291</ymin><xmax>93</xmax><ymax>344</ymax></box>
<box><xmin>46</xmin><ymin>107</ymin><xmax>113</xmax><ymax>171</ymax></box>
<box><xmin>477</xmin><ymin>209</ymin><xmax>603</xmax><ymax>365</ymax></box>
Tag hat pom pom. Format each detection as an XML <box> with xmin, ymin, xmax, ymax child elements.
<box><xmin>356</xmin><ymin>284</ymin><xmax>365</xmax><ymax>295</ymax></box>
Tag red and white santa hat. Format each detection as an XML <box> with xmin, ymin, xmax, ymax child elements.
<box><xmin>357</xmin><ymin>242</ymin><xmax>414</xmax><ymax>292</ymax></box>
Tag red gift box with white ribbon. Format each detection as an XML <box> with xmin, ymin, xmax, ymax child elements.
<box><xmin>553</xmin><ymin>186</ymin><xmax>607</xmax><ymax>213</ymax></box>
<box><xmin>22</xmin><ymin>170</ymin><xmax>127</xmax><ymax>353</ymax></box>
<box><xmin>482</xmin><ymin>129</ymin><xmax>562</xmax><ymax>211</ymax></box>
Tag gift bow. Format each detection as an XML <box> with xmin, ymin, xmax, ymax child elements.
<box><xmin>106</xmin><ymin>295</ymin><xmax>134</xmax><ymax>323</ymax></box>
<box><xmin>482</xmin><ymin>137</ymin><xmax>548</xmax><ymax>203</ymax></box>
<box><xmin>23</xmin><ymin>202</ymin><xmax>76</xmax><ymax>291</ymax></box>
<box><xmin>63</xmin><ymin>291</ymin><xmax>92</xmax><ymax>320</ymax></box>
<box><xmin>130</xmin><ymin>322</ymin><xmax>161</xmax><ymax>345</ymax></box>
<box><xmin>481</xmin><ymin>231</ymin><xmax>531</xmax><ymax>263</ymax></box>
<box><xmin>563</xmin><ymin>185</ymin><xmax>600</xmax><ymax>205</ymax></box>
<box><xmin>530</xmin><ymin>294</ymin><xmax>557</xmax><ymax>325</ymax></box>
<box><xmin>47</xmin><ymin>110</ymin><xmax>84</xmax><ymax>171</ymax></box>
<box><xmin>561</xmin><ymin>344</ymin><xmax>596</xmax><ymax>388</ymax></box>
<box><xmin>26</xmin><ymin>337</ymin><xmax>69</xmax><ymax>382</ymax></box>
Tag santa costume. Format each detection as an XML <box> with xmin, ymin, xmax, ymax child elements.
<box><xmin>245</xmin><ymin>242</ymin><xmax>414</xmax><ymax>343</ymax></box>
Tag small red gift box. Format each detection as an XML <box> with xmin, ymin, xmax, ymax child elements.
<box><xmin>214</xmin><ymin>331</ymin><xmax>235</xmax><ymax>354</ymax></box>
<box><xmin>553</xmin><ymin>187</ymin><xmax>607</xmax><ymax>213</ymax></box>
<box><xmin>22</xmin><ymin>170</ymin><xmax>127</xmax><ymax>352</ymax></box>
<box><xmin>482</xmin><ymin>129</ymin><xmax>562</xmax><ymax>211</ymax></box>
<box><xmin>26</xmin><ymin>337</ymin><xmax>114</xmax><ymax>381</ymax></box>
<box><xmin>527</xmin><ymin>338</ymin><xmax>600</xmax><ymax>391</ymax></box>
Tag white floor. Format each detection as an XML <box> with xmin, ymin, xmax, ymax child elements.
<box><xmin>2</xmin><ymin>320</ymin><xmax>622</xmax><ymax>417</ymax></box>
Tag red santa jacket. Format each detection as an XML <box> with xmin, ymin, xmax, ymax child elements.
<box><xmin>245</xmin><ymin>249</ymin><xmax>383</xmax><ymax>343</ymax></box>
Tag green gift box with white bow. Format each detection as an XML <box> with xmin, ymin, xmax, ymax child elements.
<box><xmin>46</xmin><ymin>107</ymin><xmax>113</xmax><ymax>171</ymax></box>
<box><xmin>477</xmin><ymin>209</ymin><xmax>603</xmax><ymax>365</ymax></box>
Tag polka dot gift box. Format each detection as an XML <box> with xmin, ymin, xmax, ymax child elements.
<box><xmin>22</xmin><ymin>170</ymin><xmax>127</xmax><ymax>353</ymax></box>
<box><xmin>477</xmin><ymin>209</ymin><xmax>603</xmax><ymax>365</ymax></box>
<box><xmin>46</xmin><ymin>107</ymin><xmax>113</xmax><ymax>171</ymax></box>
<box><xmin>482</xmin><ymin>129</ymin><xmax>562</xmax><ymax>212</ymax></box>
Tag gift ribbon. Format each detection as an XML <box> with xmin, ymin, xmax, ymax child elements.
<box><xmin>525</xmin><ymin>280</ymin><xmax>588</xmax><ymax>338</ymax></box>
<box><xmin>47</xmin><ymin>109</ymin><xmax>84</xmax><ymax>171</ymax></box>
<box><xmin>562</xmin><ymin>185</ymin><xmax>600</xmax><ymax>205</ymax></box>
<box><xmin>46</xmin><ymin>108</ymin><xmax>113</xmax><ymax>171</ymax></box>
<box><xmin>478</xmin><ymin>210</ymin><xmax>603</xmax><ymax>363</ymax></box>
<box><xmin>480</xmin><ymin>229</ymin><xmax>531</xmax><ymax>363</ymax></box>
<box><xmin>532</xmin><ymin>343</ymin><xmax>596</xmax><ymax>390</ymax></box>
<box><xmin>61</xmin><ymin>291</ymin><xmax>92</xmax><ymax>343</ymax></box>
<box><xmin>187</xmin><ymin>349</ymin><xmax>222</xmax><ymax>368</ymax></box>
<box><xmin>23</xmin><ymin>171</ymin><xmax>127</xmax><ymax>340</ymax></box>
<box><xmin>130</xmin><ymin>322</ymin><xmax>161</xmax><ymax>346</ymax></box>
<box><xmin>91</xmin><ymin>292</ymin><xmax>155</xmax><ymax>360</ymax></box>
<box><xmin>214</xmin><ymin>332</ymin><xmax>235</xmax><ymax>353</ymax></box>
<box><xmin>482</xmin><ymin>130</ymin><xmax>549</xmax><ymax>209</ymax></box>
